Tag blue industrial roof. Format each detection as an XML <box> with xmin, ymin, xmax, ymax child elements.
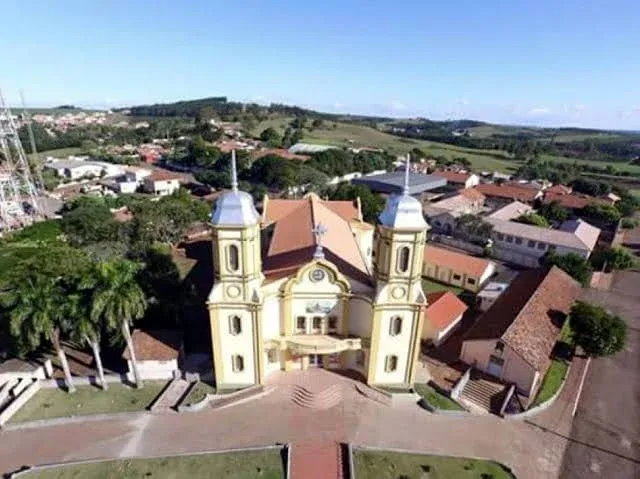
<box><xmin>352</xmin><ymin>171</ymin><xmax>447</xmax><ymax>195</ymax></box>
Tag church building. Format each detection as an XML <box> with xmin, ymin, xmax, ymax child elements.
<box><xmin>208</xmin><ymin>153</ymin><xmax>428</xmax><ymax>390</ymax></box>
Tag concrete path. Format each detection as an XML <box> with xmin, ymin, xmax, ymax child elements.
<box><xmin>0</xmin><ymin>366</ymin><xmax>587</xmax><ymax>479</ymax></box>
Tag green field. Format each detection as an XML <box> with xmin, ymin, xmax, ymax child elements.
<box><xmin>254</xmin><ymin>117</ymin><xmax>517</xmax><ymax>172</ymax></box>
<box><xmin>354</xmin><ymin>450</ymin><xmax>514</xmax><ymax>479</ymax></box>
<box><xmin>530</xmin><ymin>359</ymin><xmax>569</xmax><ymax>408</ymax></box>
<box><xmin>10</xmin><ymin>382</ymin><xmax>167</xmax><ymax>423</ymax></box>
<box><xmin>28</xmin><ymin>146</ymin><xmax>88</xmax><ymax>161</ymax></box>
<box><xmin>24</xmin><ymin>450</ymin><xmax>285</xmax><ymax>479</ymax></box>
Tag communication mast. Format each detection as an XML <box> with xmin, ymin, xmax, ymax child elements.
<box><xmin>0</xmin><ymin>90</ymin><xmax>42</xmax><ymax>232</ymax></box>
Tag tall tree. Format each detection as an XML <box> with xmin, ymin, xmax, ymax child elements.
<box><xmin>88</xmin><ymin>259</ymin><xmax>148</xmax><ymax>388</ymax></box>
<box><xmin>570</xmin><ymin>301</ymin><xmax>627</xmax><ymax>357</ymax></box>
<box><xmin>3</xmin><ymin>275</ymin><xmax>77</xmax><ymax>392</ymax></box>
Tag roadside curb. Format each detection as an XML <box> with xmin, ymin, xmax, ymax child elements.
<box><xmin>2</xmin><ymin>410</ymin><xmax>152</xmax><ymax>431</ymax></box>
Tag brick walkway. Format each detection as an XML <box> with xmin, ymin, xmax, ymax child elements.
<box><xmin>0</xmin><ymin>365</ymin><xmax>589</xmax><ymax>479</ymax></box>
<box><xmin>290</xmin><ymin>442</ymin><xmax>343</xmax><ymax>479</ymax></box>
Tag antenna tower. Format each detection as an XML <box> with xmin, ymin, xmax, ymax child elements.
<box><xmin>0</xmin><ymin>90</ymin><xmax>42</xmax><ymax>232</ymax></box>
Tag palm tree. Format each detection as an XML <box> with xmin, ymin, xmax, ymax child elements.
<box><xmin>66</xmin><ymin>291</ymin><xmax>109</xmax><ymax>390</ymax></box>
<box><xmin>4</xmin><ymin>275</ymin><xmax>77</xmax><ymax>392</ymax></box>
<box><xmin>88</xmin><ymin>259</ymin><xmax>147</xmax><ymax>388</ymax></box>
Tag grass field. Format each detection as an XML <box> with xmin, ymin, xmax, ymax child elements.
<box><xmin>354</xmin><ymin>449</ymin><xmax>514</xmax><ymax>479</ymax></box>
<box><xmin>530</xmin><ymin>359</ymin><xmax>569</xmax><ymax>408</ymax></box>
<box><xmin>414</xmin><ymin>383</ymin><xmax>464</xmax><ymax>411</ymax></box>
<box><xmin>28</xmin><ymin>146</ymin><xmax>87</xmax><ymax>161</ymax></box>
<box><xmin>183</xmin><ymin>381</ymin><xmax>217</xmax><ymax>405</ymax></box>
<box><xmin>10</xmin><ymin>382</ymin><xmax>167</xmax><ymax>423</ymax></box>
<box><xmin>25</xmin><ymin>450</ymin><xmax>285</xmax><ymax>479</ymax></box>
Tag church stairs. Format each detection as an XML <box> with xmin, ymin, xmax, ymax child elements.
<box><xmin>458</xmin><ymin>374</ymin><xmax>508</xmax><ymax>414</ymax></box>
<box><xmin>288</xmin><ymin>384</ymin><xmax>343</xmax><ymax>409</ymax></box>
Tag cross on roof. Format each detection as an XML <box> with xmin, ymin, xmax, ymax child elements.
<box><xmin>403</xmin><ymin>153</ymin><xmax>411</xmax><ymax>196</ymax></box>
<box><xmin>312</xmin><ymin>223</ymin><xmax>328</xmax><ymax>259</ymax></box>
<box><xmin>230</xmin><ymin>149</ymin><xmax>238</xmax><ymax>193</ymax></box>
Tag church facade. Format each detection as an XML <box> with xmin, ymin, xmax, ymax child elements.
<box><xmin>208</xmin><ymin>155</ymin><xmax>428</xmax><ymax>390</ymax></box>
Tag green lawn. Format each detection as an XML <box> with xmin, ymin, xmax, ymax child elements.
<box><xmin>24</xmin><ymin>450</ymin><xmax>285</xmax><ymax>479</ymax></box>
<box><xmin>414</xmin><ymin>383</ymin><xmax>464</xmax><ymax>411</ymax></box>
<box><xmin>183</xmin><ymin>381</ymin><xmax>217</xmax><ymax>405</ymax></box>
<box><xmin>10</xmin><ymin>382</ymin><xmax>168</xmax><ymax>423</ymax></box>
<box><xmin>354</xmin><ymin>450</ymin><xmax>515</xmax><ymax>479</ymax></box>
<box><xmin>28</xmin><ymin>146</ymin><xmax>87</xmax><ymax>160</ymax></box>
<box><xmin>421</xmin><ymin>278</ymin><xmax>464</xmax><ymax>296</ymax></box>
<box><xmin>530</xmin><ymin>359</ymin><xmax>569</xmax><ymax>408</ymax></box>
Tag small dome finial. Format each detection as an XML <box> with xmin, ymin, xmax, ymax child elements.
<box><xmin>231</xmin><ymin>149</ymin><xmax>239</xmax><ymax>193</ymax></box>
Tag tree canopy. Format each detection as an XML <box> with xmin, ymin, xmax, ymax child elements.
<box><xmin>538</xmin><ymin>201</ymin><xmax>569</xmax><ymax>223</ymax></box>
<box><xmin>515</xmin><ymin>213</ymin><xmax>550</xmax><ymax>228</ymax></box>
<box><xmin>589</xmin><ymin>246</ymin><xmax>636</xmax><ymax>272</ymax></box>
<box><xmin>323</xmin><ymin>183</ymin><xmax>384</xmax><ymax>224</ymax></box>
<box><xmin>543</xmin><ymin>251</ymin><xmax>593</xmax><ymax>287</ymax></box>
<box><xmin>570</xmin><ymin>301</ymin><xmax>627</xmax><ymax>357</ymax></box>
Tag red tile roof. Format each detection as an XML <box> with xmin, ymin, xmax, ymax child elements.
<box><xmin>543</xmin><ymin>192</ymin><xmax>609</xmax><ymax>209</ymax></box>
<box><xmin>425</xmin><ymin>291</ymin><xmax>468</xmax><ymax>329</ymax></box>
<box><xmin>123</xmin><ymin>330</ymin><xmax>183</xmax><ymax>361</ymax></box>
<box><xmin>464</xmin><ymin>266</ymin><xmax>581</xmax><ymax>371</ymax></box>
<box><xmin>432</xmin><ymin>170</ymin><xmax>472</xmax><ymax>184</ymax></box>
<box><xmin>546</xmin><ymin>184</ymin><xmax>572</xmax><ymax>195</ymax></box>
<box><xmin>424</xmin><ymin>245</ymin><xmax>494</xmax><ymax>278</ymax></box>
<box><xmin>262</xmin><ymin>193</ymin><xmax>370</xmax><ymax>283</ymax></box>
<box><xmin>251</xmin><ymin>148</ymin><xmax>309</xmax><ymax>161</ymax></box>
<box><xmin>474</xmin><ymin>183</ymin><xmax>541</xmax><ymax>203</ymax></box>
<box><xmin>147</xmin><ymin>170</ymin><xmax>181</xmax><ymax>182</ymax></box>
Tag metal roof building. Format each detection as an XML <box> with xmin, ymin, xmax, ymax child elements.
<box><xmin>351</xmin><ymin>171</ymin><xmax>446</xmax><ymax>195</ymax></box>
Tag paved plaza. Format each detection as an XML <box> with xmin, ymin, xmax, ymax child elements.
<box><xmin>0</xmin><ymin>366</ymin><xmax>588</xmax><ymax>479</ymax></box>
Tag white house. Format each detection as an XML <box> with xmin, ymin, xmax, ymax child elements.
<box><xmin>142</xmin><ymin>171</ymin><xmax>181</xmax><ymax>196</ymax></box>
<box><xmin>44</xmin><ymin>157</ymin><xmax>126</xmax><ymax>180</ymax></box>
<box><xmin>487</xmin><ymin>218</ymin><xmax>601</xmax><ymax>267</ymax></box>
<box><xmin>123</xmin><ymin>330</ymin><xmax>183</xmax><ymax>380</ymax></box>
<box><xmin>422</xmin><ymin>291</ymin><xmax>468</xmax><ymax>346</ymax></box>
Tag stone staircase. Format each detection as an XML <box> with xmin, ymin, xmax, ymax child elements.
<box><xmin>288</xmin><ymin>384</ymin><xmax>343</xmax><ymax>409</ymax></box>
<box><xmin>150</xmin><ymin>378</ymin><xmax>192</xmax><ymax>412</ymax></box>
<box><xmin>458</xmin><ymin>374</ymin><xmax>509</xmax><ymax>414</ymax></box>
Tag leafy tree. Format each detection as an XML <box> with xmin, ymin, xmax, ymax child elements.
<box><xmin>581</xmin><ymin>204</ymin><xmax>622</xmax><ymax>224</ymax></box>
<box><xmin>515</xmin><ymin>213</ymin><xmax>550</xmax><ymax>228</ymax></box>
<box><xmin>311</xmin><ymin>118</ymin><xmax>324</xmax><ymax>130</ymax></box>
<box><xmin>571</xmin><ymin>178</ymin><xmax>611</xmax><ymax>196</ymax></box>
<box><xmin>454</xmin><ymin>215</ymin><xmax>493</xmax><ymax>244</ymax></box>
<box><xmin>543</xmin><ymin>251</ymin><xmax>593</xmax><ymax>287</ymax></box>
<box><xmin>61</xmin><ymin>200</ymin><xmax>118</xmax><ymax>246</ymax></box>
<box><xmin>259</xmin><ymin>127</ymin><xmax>281</xmax><ymax>147</ymax></box>
<box><xmin>590</xmin><ymin>246</ymin><xmax>636</xmax><ymax>272</ymax></box>
<box><xmin>249</xmin><ymin>155</ymin><xmax>299</xmax><ymax>190</ymax></box>
<box><xmin>570</xmin><ymin>301</ymin><xmax>627</xmax><ymax>357</ymax></box>
<box><xmin>2</xmin><ymin>266</ymin><xmax>84</xmax><ymax>392</ymax></box>
<box><xmin>538</xmin><ymin>201</ymin><xmax>569</xmax><ymax>223</ymax></box>
<box><xmin>87</xmin><ymin>259</ymin><xmax>148</xmax><ymax>388</ymax></box>
<box><xmin>324</xmin><ymin>183</ymin><xmax>384</xmax><ymax>223</ymax></box>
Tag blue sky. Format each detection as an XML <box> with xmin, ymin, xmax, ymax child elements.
<box><xmin>2</xmin><ymin>1</ymin><xmax>638</xmax><ymax>129</ymax></box>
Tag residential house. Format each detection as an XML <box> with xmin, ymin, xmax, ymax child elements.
<box><xmin>116</xmin><ymin>166</ymin><xmax>153</xmax><ymax>194</ymax></box>
<box><xmin>487</xmin><ymin>217</ymin><xmax>601</xmax><ymax>267</ymax></box>
<box><xmin>430</xmin><ymin>189</ymin><xmax>485</xmax><ymax>214</ymax></box>
<box><xmin>422</xmin><ymin>291</ymin><xmax>468</xmax><ymax>346</ymax></box>
<box><xmin>461</xmin><ymin>266</ymin><xmax>581</xmax><ymax>397</ymax></box>
<box><xmin>423</xmin><ymin>245</ymin><xmax>496</xmax><ymax>292</ymax></box>
<box><xmin>475</xmin><ymin>183</ymin><xmax>542</xmax><ymax>207</ymax></box>
<box><xmin>122</xmin><ymin>330</ymin><xmax>183</xmax><ymax>380</ymax></box>
<box><xmin>545</xmin><ymin>184</ymin><xmax>572</xmax><ymax>195</ymax></box>
<box><xmin>44</xmin><ymin>157</ymin><xmax>125</xmax><ymax>180</ymax></box>
<box><xmin>143</xmin><ymin>170</ymin><xmax>182</xmax><ymax>196</ymax></box>
<box><xmin>431</xmin><ymin>170</ymin><xmax>481</xmax><ymax>189</ymax></box>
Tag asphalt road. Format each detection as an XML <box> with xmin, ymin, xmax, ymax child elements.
<box><xmin>560</xmin><ymin>271</ymin><xmax>640</xmax><ymax>478</ymax></box>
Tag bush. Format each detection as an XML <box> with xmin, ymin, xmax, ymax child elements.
<box><xmin>515</xmin><ymin>213</ymin><xmax>550</xmax><ymax>228</ymax></box>
<box><xmin>620</xmin><ymin>218</ymin><xmax>638</xmax><ymax>229</ymax></box>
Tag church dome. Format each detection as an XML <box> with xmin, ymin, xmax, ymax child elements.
<box><xmin>211</xmin><ymin>189</ymin><xmax>259</xmax><ymax>226</ymax></box>
<box><xmin>379</xmin><ymin>193</ymin><xmax>427</xmax><ymax>229</ymax></box>
<box><xmin>210</xmin><ymin>150</ymin><xmax>260</xmax><ymax>227</ymax></box>
<box><xmin>378</xmin><ymin>155</ymin><xmax>428</xmax><ymax>230</ymax></box>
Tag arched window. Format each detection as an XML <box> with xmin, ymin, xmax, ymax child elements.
<box><xmin>389</xmin><ymin>316</ymin><xmax>403</xmax><ymax>336</ymax></box>
<box><xmin>385</xmin><ymin>355</ymin><xmax>398</xmax><ymax>372</ymax></box>
<box><xmin>232</xmin><ymin>355</ymin><xmax>244</xmax><ymax>372</ymax></box>
<box><xmin>397</xmin><ymin>246</ymin><xmax>410</xmax><ymax>273</ymax></box>
<box><xmin>229</xmin><ymin>315</ymin><xmax>242</xmax><ymax>335</ymax></box>
<box><xmin>227</xmin><ymin>245</ymin><xmax>239</xmax><ymax>272</ymax></box>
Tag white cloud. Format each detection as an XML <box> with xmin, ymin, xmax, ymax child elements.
<box><xmin>389</xmin><ymin>100</ymin><xmax>408</xmax><ymax>112</ymax></box>
<box><xmin>528</xmin><ymin>107</ymin><xmax>552</xmax><ymax>116</ymax></box>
